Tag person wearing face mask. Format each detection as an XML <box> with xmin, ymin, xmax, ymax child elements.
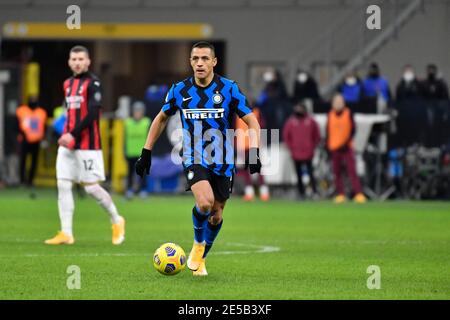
<box><xmin>422</xmin><ymin>64</ymin><xmax>449</xmax><ymax>100</ymax></box>
<box><xmin>257</xmin><ymin>69</ymin><xmax>288</xmax><ymax>105</ymax></box>
<box><xmin>283</xmin><ymin>101</ymin><xmax>320</xmax><ymax>199</ymax></box>
<box><xmin>362</xmin><ymin>63</ymin><xmax>391</xmax><ymax>103</ymax></box>
<box><xmin>395</xmin><ymin>65</ymin><xmax>422</xmax><ymax>102</ymax></box>
<box><xmin>293</xmin><ymin>69</ymin><xmax>320</xmax><ymax>103</ymax></box>
<box><xmin>257</xmin><ymin>69</ymin><xmax>290</xmax><ymax>145</ymax></box>
<box><xmin>421</xmin><ymin>64</ymin><xmax>449</xmax><ymax>147</ymax></box>
<box><xmin>326</xmin><ymin>93</ymin><xmax>366</xmax><ymax>204</ymax></box>
<box><xmin>16</xmin><ymin>96</ymin><xmax>47</xmax><ymax>189</ymax></box>
<box><xmin>338</xmin><ymin>71</ymin><xmax>363</xmax><ymax>105</ymax></box>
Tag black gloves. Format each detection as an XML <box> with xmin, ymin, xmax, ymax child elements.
<box><xmin>247</xmin><ymin>147</ymin><xmax>262</xmax><ymax>174</ymax></box>
<box><xmin>135</xmin><ymin>148</ymin><xmax>152</xmax><ymax>178</ymax></box>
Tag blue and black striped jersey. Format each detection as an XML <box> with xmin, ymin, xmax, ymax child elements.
<box><xmin>162</xmin><ymin>74</ymin><xmax>252</xmax><ymax>177</ymax></box>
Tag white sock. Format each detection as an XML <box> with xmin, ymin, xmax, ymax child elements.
<box><xmin>84</xmin><ymin>184</ymin><xmax>121</xmax><ymax>224</ymax></box>
<box><xmin>57</xmin><ymin>179</ymin><xmax>74</xmax><ymax>237</ymax></box>
<box><xmin>260</xmin><ymin>184</ymin><xmax>270</xmax><ymax>197</ymax></box>
<box><xmin>244</xmin><ymin>185</ymin><xmax>255</xmax><ymax>197</ymax></box>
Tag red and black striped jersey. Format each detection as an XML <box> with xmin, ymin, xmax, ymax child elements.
<box><xmin>63</xmin><ymin>72</ymin><xmax>102</xmax><ymax>150</ymax></box>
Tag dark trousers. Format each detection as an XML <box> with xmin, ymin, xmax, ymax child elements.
<box><xmin>127</xmin><ymin>157</ymin><xmax>146</xmax><ymax>192</ymax></box>
<box><xmin>331</xmin><ymin>148</ymin><xmax>362</xmax><ymax>195</ymax></box>
<box><xmin>19</xmin><ymin>141</ymin><xmax>40</xmax><ymax>186</ymax></box>
<box><xmin>240</xmin><ymin>168</ymin><xmax>265</xmax><ymax>186</ymax></box>
<box><xmin>294</xmin><ymin>159</ymin><xmax>317</xmax><ymax>195</ymax></box>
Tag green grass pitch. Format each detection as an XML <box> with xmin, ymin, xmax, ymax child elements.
<box><xmin>0</xmin><ymin>188</ymin><xmax>449</xmax><ymax>299</ymax></box>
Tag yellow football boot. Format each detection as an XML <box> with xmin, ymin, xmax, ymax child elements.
<box><xmin>353</xmin><ymin>193</ymin><xmax>367</xmax><ymax>204</ymax></box>
<box><xmin>333</xmin><ymin>194</ymin><xmax>347</xmax><ymax>204</ymax></box>
<box><xmin>187</xmin><ymin>242</ymin><xmax>206</xmax><ymax>271</ymax></box>
<box><xmin>192</xmin><ymin>258</ymin><xmax>208</xmax><ymax>276</ymax></box>
<box><xmin>44</xmin><ymin>231</ymin><xmax>74</xmax><ymax>245</ymax></box>
<box><xmin>112</xmin><ymin>216</ymin><xmax>126</xmax><ymax>245</ymax></box>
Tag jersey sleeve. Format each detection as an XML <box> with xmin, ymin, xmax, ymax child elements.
<box><xmin>71</xmin><ymin>78</ymin><xmax>101</xmax><ymax>138</ymax></box>
<box><xmin>161</xmin><ymin>84</ymin><xmax>178</xmax><ymax>116</ymax></box>
<box><xmin>87</xmin><ymin>79</ymin><xmax>102</xmax><ymax>109</ymax></box>
<box><xmin>231</xmin><ymin>82</ymin><xmax>252</xmax><ymax>118</ymax></box>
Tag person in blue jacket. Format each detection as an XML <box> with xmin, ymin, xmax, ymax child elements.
<box><xmin>362</xmin><ymin>63</ymin><xmax>391</xmax><ymax>103</ymax></box>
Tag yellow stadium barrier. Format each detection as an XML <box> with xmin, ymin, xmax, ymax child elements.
<box><xmin>111</xmin><ymin>119</ymin><xmax>128</xmax><ymax>193</ymax></box>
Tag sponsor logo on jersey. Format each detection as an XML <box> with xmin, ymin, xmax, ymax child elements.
<box><xmin>182</xmin><ymin>108</ymin><xmax>225</xmax><ymax>120</ymax></box>
<box><xmin>65</xmin><ymin>96</ymin><xmax>84</xmax><ymax>109</ymax></box>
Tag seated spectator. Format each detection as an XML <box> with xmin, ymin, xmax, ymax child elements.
<box><xmin>396</xmin><ymin>65</ymin><xmax>422</xmax><ymax>102</ymax></box>
<box><xmin>283</xmin><ymin>101</ymin><xmax>320</xmax><ymax>199</ymax></box>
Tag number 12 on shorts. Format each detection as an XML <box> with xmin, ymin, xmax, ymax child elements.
<box><xmin>83</xmin><ymin>159</ymin><xmax>94</xmax><ymax>171</ymax></box>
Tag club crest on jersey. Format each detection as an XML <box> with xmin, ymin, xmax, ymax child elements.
<box><xmin>182</xmin><ymin>108</ymin><xmax>224</xmax><ymax>120</ymax></box>
<box><xmin>212</xmin><ymin>93</ymin><xmax>223</xmax><ymax>104</ymax></box>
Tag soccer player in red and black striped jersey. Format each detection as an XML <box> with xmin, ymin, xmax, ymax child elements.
<box><xmin>62</xmin><ymin>66</ymin><xmax>102</xmax><ymax>150</ymax></box>
<box><xmin>45</xmin><ymin>45</ymin><xmax>125</xmax><ymax>245</ymax></box>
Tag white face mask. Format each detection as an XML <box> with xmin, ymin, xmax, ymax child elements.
<box><xmin>345</xmin><ymin>77</ymin><xmax>357</xmax><ymax>86</ymax></box>
<box><xmin>403</xmin><ymin>71</ymin><xmax>414</xmax><ymax>82</ymax></box>
<box><xmin>263</xmin><ymin>71</ymin><xmax>275</xmax><ymax>83</ymax></box>
<box><xmin>297</xmin><ymin>73</ymin><xmax>308</xmax><ymax>83</ymax></box>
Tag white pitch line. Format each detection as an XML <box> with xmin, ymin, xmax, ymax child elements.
<box><xmin>5</xmin><ymin>237</ymin><xmax>440</xmax><ymax>246</ymax></box>
<box><xmin>213</xmin><ymin>243</ymin><xmax>280</xmax><ymax>255</ymax></box>
<box><xmin>0</xmin><ymin>243</ymin><xmax>280</xmax><ymax>258</ymax></box>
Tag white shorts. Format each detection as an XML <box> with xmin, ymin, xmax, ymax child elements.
<box><xmin>56</xmin><ymin>146</ymin><xmax>106</xmax><ymax>184</ymax></box>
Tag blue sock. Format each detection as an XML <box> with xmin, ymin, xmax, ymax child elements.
<box><xmin>203</xmin><ymin>220</ymin><xmax>223</xmax><ymax>258</ymax></box>
<box><xmin>192</xmin><ymin>205</ymin><xmax>209</xmax><ymax>243</ymax></box>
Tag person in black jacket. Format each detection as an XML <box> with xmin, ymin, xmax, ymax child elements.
<box><xmin>292</xmin><ymin>69</ymin><xmax>320</xmax><ymax>102</ymax></box>
<box><xmin>395</xmin><ymin>65</ymin><xmax>423</xmax><ymax>102</ymax></box>
<box><xmin>422</xmin><ymin>64</ymin><xmax>449</xmax><ymax>100</ymax></box>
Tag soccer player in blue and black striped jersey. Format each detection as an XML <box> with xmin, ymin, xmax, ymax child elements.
<box><xmin>135</xmin><ymin>41</ymin><xmax>262</xmax><ymax>276</ymax></box>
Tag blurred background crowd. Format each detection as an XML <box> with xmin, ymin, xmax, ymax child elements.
<box><xmin>1</xmin><ymin>0</ymin><xmax>449</xmax><ymax>201</ymax></box>
<box><xmin>4</xmin><ymin>60</ymin><xmax>450</xmax><ymax>202</ymax></box>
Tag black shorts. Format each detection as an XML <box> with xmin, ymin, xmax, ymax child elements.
<box><xmin>184</xmin><ymin>165</ymin><xmax>234</xmax><ymax>202</ymax></box>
